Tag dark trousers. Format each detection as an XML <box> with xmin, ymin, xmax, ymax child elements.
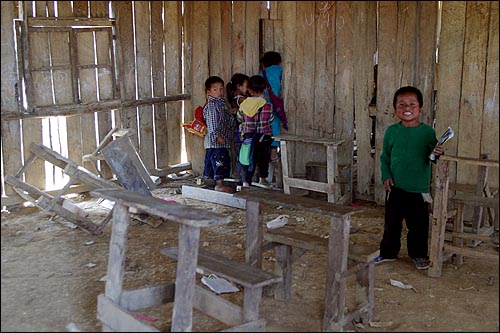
<box><xmin>203</xmin><ymin>148</ymin><xmax>231</xmax><ymax>181</ymax></box>
<box><xmin>242</xmin><ymin>133</ymin><xmax>272</xmax><ymax>184</ymax></box>
<box><xmin>379</xmin><ymin>187</ymin><xmax>430</xmax><ymax>259</ymax></box>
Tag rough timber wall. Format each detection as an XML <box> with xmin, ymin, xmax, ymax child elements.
<box><xmin>1</xmin><ymin>1</ymin><xmax>498</xmax><ymax>207</ymax></box>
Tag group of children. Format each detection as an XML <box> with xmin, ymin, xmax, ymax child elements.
<box><xmin>199</xmin><ymin>52</ymin><xmax>445</xmax><ymax>270</ymax></box>
<box><xmin>202</xmin><ymin>51</ymin><xmax>283</xmax><ymax>193</ymax></box>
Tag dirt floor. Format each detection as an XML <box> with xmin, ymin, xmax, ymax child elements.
<box><xmin>1</xmin><ymin>178</ymin><xmax>499</xmax><ymax>332</ymax></box>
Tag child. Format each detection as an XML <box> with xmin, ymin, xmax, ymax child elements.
<box><xmin>226</xmin><ymin>73</ymin><xmax>250</xmax><ymax>181</ymax></box>
<box><xmin>202</xmin><ymin>76</ymin><xmax>235</xmax><ymax>193</ymax></box>
<box><xmin>375</xmin><ymin>86</ymin><xmax>444</xmax><ymax>270</ymax></box>
<box><xmin>259</xmin><ymin>51</ymin><xmax>283</xmax><ymax>162</ymax></box>
<box><xmin>237</xmin><ymin>75</ymin><xmax>274</xmax><ymax>187</ymax></box>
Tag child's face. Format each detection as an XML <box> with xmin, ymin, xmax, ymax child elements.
<box><xmin>237</xmin><ymin>81</ymin><xmax>249</xmax><ymax>96</ymax></box>
<box><xmin>207</xmin><ymin>82</ymin><xmax>224</xmax><ymax>99</ymax></box>
<box><xmin>395</xmin><ymin>92</ymin><xmax>421</xmax><ymax>123</ymax></box>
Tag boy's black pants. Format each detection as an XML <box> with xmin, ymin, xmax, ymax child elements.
<box><xmin>379</xmin><ymin>186</ymin><xmax>430</xmax><ymax>260</ymax></box>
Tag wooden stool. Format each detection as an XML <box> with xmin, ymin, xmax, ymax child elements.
<box><xmin>275</xmin><ymin>134</ymin><xmax>345</xmax><ymax>203</ymax></box>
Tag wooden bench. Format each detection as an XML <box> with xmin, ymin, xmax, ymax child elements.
<box><xmin>429</xmin><ymin>155</ymin><xmax>499</xmax><ymax>278</ymax></box>
<box><xmin>161</xmin><ymin>247</ymin><xmax>282</xmax><ymax>328</ymax></box>
<box><xmin>91</xmin><ymin>188</ymin><xmax>279</xmax><ymax>332</ymax></box>
<box><xmin>274</xmin><ymin>134</ymin><xmax>346</xmax><ymax>203</ymax></box>
<box><xmin>233</xmin><ymin>188</ymin><xmax>379</xmax><ymax>332</ymax></box>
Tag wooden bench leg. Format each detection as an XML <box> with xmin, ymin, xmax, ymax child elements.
<box><xmin>245</xmin><ymin>200</ymin><xmax>263</xmax><ymax>269</ymax></box>
<box><xmin>355</xmin><ymin>262</ymin><xmax>375</xmax><ymax>323</ymax></box>
<box><xmin>274</xmin><ymin>244</ymin><xmax>292</xmax><ymax>302</ymax></box>
<box><xmin>171</xmin><ymin>223</ymin><xmax>201</xmax><ymax>332</ymax></box>
<box><xmin>243</xmin><ymin>286</ymin><xmax>263</xmax><ymax>322</ymax></box>
<box><xmin>452</xmin><ymin>203</ymin><xmax>465</xmax><ymax>265</ymax></box>
<box><xmin>323</xmin><ymin>215</ymin><xmax>350</xmax><ymax>332</ymax></box>
<box><xmin>105</xmin><ymin>203</ymin><xmax>130</xmax><ymax>303</ymax></box>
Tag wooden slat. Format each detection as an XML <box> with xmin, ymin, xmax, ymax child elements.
<box><xmin>234</xmin><ymin>187</ymin><xmax>366</xmax><ymax>218</ymax></box>
<box><xmin>120</xmin><ymin>283</ymin><xmax>175</xmax><ymax>312</ymax></box>
<box><xmin>164</xmin><ymin>1</ymin><xmax>183</xmax><ymax>165</ymax></box>
<box><xmin>97</xmin><ymin>294</ymin><xmax>160</xmax><ymax>332</ymax></box>
<box><xmin>209</xmin><ymin>2</ymin><xmax>223</xmax><ymax>77</ymax></box>
<box><xmin>293</xmin><ymin>2</ymin><xmax>315</xmax><ymax>176</ymax></box>
<box><xmin>181</xmin><ymin>185</ymin><xmax>246</xmax><ymax>209</ymax></box>
<box><xmin>333</xmin><ymin>1</ymin><xmax>354</xmax><ymax>203</ymax></box>
<box><xmin>94</xmin><ymin>29</ymin><xmax>113</xmax><ymax>178</ymax></box>
<box><xmin>352</xmin><ymin>1</ymin><xmax>376</xmax><ymax>198</ymax></box>
<box><xmin>444</xmin><ymin>244</ymin><xmax>499</xmax><ymax>261</ymax></box>
<box><xmin>90</xmin><ymin>1</ymin><xmax>108</xmax><ymax>18</ymax></box>
<box><xmin>1</xmin><ymin>1</ymin><xmax>22</xmax><ymax>196</ymax></box>
<box><xmin>150</xmin><ymin>1</ymin><xmax>167</xmax><ymax>169</ymax></box>
<box><xmin>416</xmin><ymin>1</ymin><xmax>438</xmax><ymax>126</ymax></box>
<box><xmin>451</xmin><ymin>194</ymin><xmax>499</xmax><ymax>209</ymax></box>
<box><xmin>186</xmin><ymin>1</ymin><xmax>210</xmax><ymax>175</ymax></box>
<box><xmin>114</xmin><ymin>1</ymin><xmax>137</xmax><ymax>142</ymax></box>
<box><xmin>231</xmin><ymin>1</ymin><xmax>246</xmax><ymax>74</ymax></box>
<box><xmin>91</xmin><ymin>188</ymin><xmax>230</xmax><ymax>228</ymax></box>
<box><xmin>481</xmin><ymin>1</ymin><xmax>499</xmax><ymax>189</ymax></box>
<box><xmin>456</xmin><ymin>2</ymin><xmax>489</xmax><ymax>186</ymax></box>
<box><xmin>220</xmin><ymin>1</ymin><xmax>232</xmax><ymax>87</ymax></box>
<box><xmin>244</xmin><ymin>2</ymin><xmax>260</xmax><ymax>77</ymax></box>
<box><xmin>134</xmin><ymin>1</ymin><xmax>154</xmax><ymax>170</ymax></box>
<box><xmin>76</xmin><ymin>30</ymin><xmax>98</xmax><ymax>162</ymax></box>
<box><xmin>161</xmin><ymin>247</ymin><xmax>282</xmax><ymax>288</ymax></box>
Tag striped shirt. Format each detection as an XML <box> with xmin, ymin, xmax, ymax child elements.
<box><xmin>203</xmin><ymin>96</ymin><xmax>235</xmax><ymax>149</ymax></box>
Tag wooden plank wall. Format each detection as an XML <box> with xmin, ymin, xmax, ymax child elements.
<box><xmin>1</xmin><ymin>1</ymin><xmax>498</xmax><ymax>207</ymax></box>
<box><xmin>435</xmin><ymin>1</ymin><xmax>499</xmax><ymax>196</ymax></box>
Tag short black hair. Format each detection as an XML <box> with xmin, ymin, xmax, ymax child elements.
<box><xmin>393</xmin><ymin>86</ymin><xmax>423</xmax><ymax>109</ymax></box>
<box><xmin>205</xmin><ymin>76</ymin><xmax>224</xmax><ymax>91</ymax></box>
<box><xmin>248</xmin><ymin>75</ymin><xmax>267</xmax><ymax>94</ymax></box>
<box><xmin>261</xmin><ymin>51</ymin><xmax>282</xmax><ymax>68</ymax></box>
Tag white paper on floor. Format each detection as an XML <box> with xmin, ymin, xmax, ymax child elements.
<box><xmin>266</xmin><ymin>215</ymin><xmax>289</xmax><ymax>229</ymax></box>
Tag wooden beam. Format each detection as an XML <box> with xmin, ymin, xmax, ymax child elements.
<box><xmin>1</xmin><ymin>94</ymin><xmax>191</xmax><ymax>121</ymax></box>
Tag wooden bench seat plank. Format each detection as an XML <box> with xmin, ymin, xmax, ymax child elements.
<box><xmin>451</xmin><ymin>194</ymin><xmax>499</xmax><ymax>208</ymax></box>
<box><xmin>264</xmin><ymin>228</ymin><xmax>379</xmax><ymax>263</ymax></box>
<box><xmin>275</xmin><ymin>134</ymin><xmax>345</xmax><ymax>146</ymax></box>
<box><xmin>91</xmin><ymin>189</ymin><xmax>230</xmax><ymax>228</ymax></box>
<box><xmin>161</xmin><ymin>247</ymin><xmax>282</xmax><ymax>288</ymax></box>
<box><xmin>234</xmin><ymin>187</ymin><xmax>366</xmax><ymax>217</ymax></box>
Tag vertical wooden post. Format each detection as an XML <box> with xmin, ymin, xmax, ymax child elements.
<box><xmin>428</xmin><ymin>160</ymin><xmax>451</xmax><ymax>278</ymax></box>
<box><xmin>105</xmin><ymin>203</ymin><xmax>130</xmax><ymax>303</ymax></box>
<box><xmin>323</xmin><ymin>215</ymin><xmax>350</xmax><ymax>331</ymax></box>
<box><xmin>245</xmin><ymin>199</ymin><xmax>263</xmax><ymax>269</ymax></box>
<box><xmin>280</xmin><ymin>140</ymin><xmax>291</xmax><ymax>195</ymax></box>
<box><xmin>171</xmin><ymin>224</ymin><xmax>201</xmax><ymax>332</ymax></box>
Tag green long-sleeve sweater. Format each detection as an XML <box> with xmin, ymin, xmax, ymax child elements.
<box><xmin>380</xmin><ymin>122</ymin><xmax>438</xmax><ymax>193</ymax></box>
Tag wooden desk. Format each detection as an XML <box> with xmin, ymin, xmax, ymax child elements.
<box><xmin>91</xmin><ymin>188</ymin><xmax>231</xmax><ymax>331</ymax></box>
<box><xmin>275</xmin><ymin>134</ymin><xmax>345</xmax><ymax>203</ymax></box>
<box><xmin>234</xmin><ymin>188</ymin><xmax>378</xmax><ymax>331</ymax></box>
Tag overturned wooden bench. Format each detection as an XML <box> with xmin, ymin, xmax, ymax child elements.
<box><xmin>233</xmin><ymin>188</ymin><xmax>379</xmax><ymax>332</ymax></box>
<box><xmin>91</xmin><ymin>188</ymin><xmax>281</xmax><ymax>332</ymax></box>
<box><xmin>6</xmin><ymin>143</ymin><xmax>121</xmax><ymax>235</ymax></box>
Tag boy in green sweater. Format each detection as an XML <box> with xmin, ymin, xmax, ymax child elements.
<box><xmin>375</xmin><ymin>86</ymin><xmax>444</xmax><ymax>270</ymax></box>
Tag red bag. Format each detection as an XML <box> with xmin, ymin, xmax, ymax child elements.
<box><xmin>182</xmin><ymin>103</ymin><xmax>207</xmax><ymax>137</ymax></box>
<box><xmin>263</xmin><ymin>70</ymin><xmax>288</xmax><ymax>130</ymax></box>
